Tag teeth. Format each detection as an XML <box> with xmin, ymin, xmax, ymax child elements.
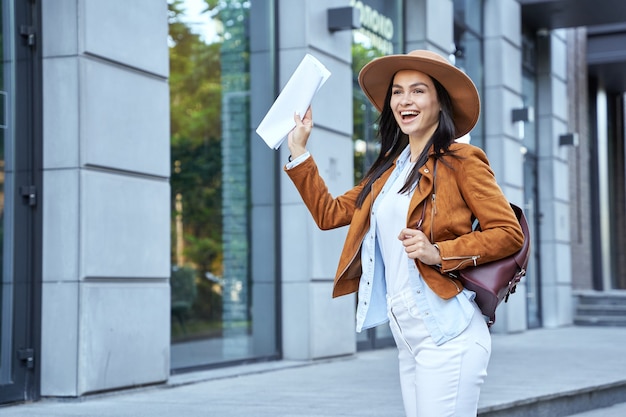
<box><xmin>401</xmin><ymin>111</ymin><xmax>418</xmax><ymax>116</ymax></box>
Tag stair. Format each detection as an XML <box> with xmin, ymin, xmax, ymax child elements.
<box><xmin>574</xmin><ymin>290</ymin><xmax>626</xmax><ymax>326</ymax></box>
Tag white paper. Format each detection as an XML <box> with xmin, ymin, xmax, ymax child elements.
<box><xmin>256</xmin><ymin>54</ymin><xmax>331</xmax><ymax>149</ymax></box>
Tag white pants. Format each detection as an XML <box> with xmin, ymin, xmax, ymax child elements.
<box><xmin>387</xmin><ymin>290</ymin><xmax>491</xmax><ymax>417</ymax></box>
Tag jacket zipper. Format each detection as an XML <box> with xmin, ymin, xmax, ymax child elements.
<box><xmin>441</xmin><ymin>255</ymin><xmax>480</xmax><ymax>272</ymax></box>
<box><xmin>446</xmin><ymin>277</ymin><xmax>462</xmax><ymax>293</ymax></box>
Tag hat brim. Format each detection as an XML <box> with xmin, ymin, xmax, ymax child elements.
<box><xmin>358</xmin><ymin>50</ymin><xmax>480</xmax><ymax>139</ymax></box>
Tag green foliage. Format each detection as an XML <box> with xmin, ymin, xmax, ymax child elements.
<box><xmin>191</xmin><ymin>278</ymin><xmax>223</xmax><ymax>326</ymax></box>
<box><xmin>169</xmin><ymin>0</ymin><xmax>229</xmax><ymax>340</ymax></box>
<box><xmin>169</xmin><ymin>1</ymin><xmax>223</xmax><ymax>275</ymax></box>
<box><xmin>352</xmin><ymin>42</ymin><xmax>383</xmax><ymax>183</ymax></box>
<box><xmin>169</xmin><ymin>5</ymin><xmax>222</xmax><ymax>145</ymax></box>
<box><xmin>168</xmin><ymin>0</ymin><xmax>253</xmax><ymax>339</ymax></box>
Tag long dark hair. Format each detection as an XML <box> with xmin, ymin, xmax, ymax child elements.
<box><xmin>355</xmin><ymin>75</ymin><xmax>457</xmax><ymax>208</ymax></box>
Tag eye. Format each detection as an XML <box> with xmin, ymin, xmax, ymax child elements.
<box><xmin>392</xmin><ymin>89</ymin><xmax>402</xmax><ymax>95</ymax></box>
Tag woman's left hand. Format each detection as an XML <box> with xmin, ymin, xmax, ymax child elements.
<box><xmin>398</xmin><ymin>228</ymin><xmax>441</xmax><ymax>265</ymax></box>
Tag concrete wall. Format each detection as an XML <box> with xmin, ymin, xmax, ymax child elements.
<box><xmin>536</xmin><ymin>29</ymin><xmax>574</xmax><ymax>327</ymax></box>
<box><xmin>40</xmin><ymin>0</ymin><xmax>171</xmax><ymax>396</ymax></box>
<box><xmin>278</xmin><ymin>0</ymin><xmax>356</xmax><ymax>360</ymax></box>
<box><xmin>405</xmin><ymin>0</ymin><xmax>453</xmax><ymax>54</ymax></box>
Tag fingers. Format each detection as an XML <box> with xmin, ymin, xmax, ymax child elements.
<box><xmin>288</xmin><ymin>107</ymin><xmax>313</xmax><ymax>159</ymax></box>
<box><xmin>398</xmin><ymin>229</ymin><xmax>426</xmax><ymax>256</ymax></box>
<box><xmin>398</xmin><ymin>228</ymin><xmax>419</xmax><ymax>240</ymax></box>
<box><xmin>398</xmin><ymin>229</ymin><xmax>440</xmax><ymax>265</ymax></box>
<box><xmin>302</xmin><ymin>106</ymin><xmax>313</xmax><ymax>125</ymax></box>
<box><xmin>399</xmin><ymin>229</ymin><xmax>427</xmax><ymax>250</ymax></box>
<box><xmin>293</xmin><ymin>111</ymin><xmax>303</xmax><ymax>126</ymax></box>
<box><xmin>293</xmin><ymin>106</ymin><xmax>313</xmax><ymax>127</ymax></box>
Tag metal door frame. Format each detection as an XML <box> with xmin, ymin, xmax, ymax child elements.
<box><xmin>0</xmin><ymin>0</ymin><xmax>42</xmax><ymax>404</ymax></box>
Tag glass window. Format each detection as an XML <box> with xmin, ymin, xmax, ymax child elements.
<box><xmin>521</xmin><ymin>29</ymin><xmax>541</xmax><ymax>328</ymax></box>
<box><xmin>454</xmin><ymin>0</ymin><xmax>484</xmax><ymax>147</ymax></box>
<box><xmin>168</xmin><ymin>0</ymin><xmax>277</xmax><ymax>370</ymax></box>
<box><xmin>453</xmin><ymin>0</ymin><xmax>482</xmax><ymax>34</ymax></box>
<box><xmin>352</xmin><ymin>0</ymin><xmax>402</xmax><ymax>183</ymax></box>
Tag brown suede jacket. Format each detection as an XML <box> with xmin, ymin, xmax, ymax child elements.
<box><xmin>285</xmin><ymin>143</ymin><xmax>525</xmax><ymax>300</ymax></box>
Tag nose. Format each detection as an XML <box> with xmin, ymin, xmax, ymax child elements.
<box><xmin>399</xmin><ymin>92</ymin><xmax>412</xmax><ymax>105</ymax></box>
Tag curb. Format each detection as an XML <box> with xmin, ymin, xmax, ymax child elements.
<box><xmin>478</xmin><ymin>380</ymin><xmax>626</xmax><ymax>417</ymax></box>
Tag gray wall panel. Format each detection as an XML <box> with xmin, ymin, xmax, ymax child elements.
<box><xmin>77</xmin><ymin>282</ymin><xmax>170</xmax><ymax>394</ymax></box>
<box><xmin>82</xmin><ymin>0</ymin><xmax>168</xmax><ymax>76</ymax></box>
<box><xmin>40</xmin><ymin>282</ymin><xmax>79</xmax><ymax>396</ymax></box>
<box><xmin>80</xmin><ymin>170</ymin><xmax>170</xmax><ymax>279</ymax></box>
<box><xmin>40</xmin><ymin>0</ymin><xmax>173</xmax><ymax>398</ymax></box>
<box><xmin>43</xmin><ymin>57</ymin><xmax>80</xmax><ymax>169</ymax></box>
<box><xmin>42</xmin><ymin>169</ymin><xmax>80</xmax><ymax>282</ymax></box>
<box><xmin>80</xmin><ymin>59</ymin><xmax>170</xmax><ymax>177</ymax></box>
<box><xmin>310</xmin><ymin>282</ymin><xmax>355</xmax><ymax>358</ymax></box>
<box><xmin>41</xmin><ymin>0</ymin><xmax>78</xmax><ymax>58</ymax></box>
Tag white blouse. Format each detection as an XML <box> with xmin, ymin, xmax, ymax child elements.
<box><xmin>375</xmin><ymin>154</ymin><xmax>417</xmax><ymax>298</ymax></box>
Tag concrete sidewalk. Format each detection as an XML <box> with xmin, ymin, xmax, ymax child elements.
<box><xmin>2</xmin><ymin>326</ymin><xmax>625</xmax><ymax>417</ymax></box>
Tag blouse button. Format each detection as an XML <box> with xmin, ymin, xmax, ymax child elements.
<box><xmin>424</xmin><ymin>168</ymin><xmax>430</xmax><ymax>173</ymax></box>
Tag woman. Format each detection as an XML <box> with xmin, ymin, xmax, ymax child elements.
<box><xmin>284</xmin><ymin>50</ymin><xmax>524</xmax><ymax>417</ymax></box>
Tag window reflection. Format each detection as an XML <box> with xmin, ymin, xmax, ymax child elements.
<box><xmin>168</xmin><ymin>0</ymin><xmax>254</xmax><ymax>370</ymax></box>
<box><xmin>453</xmin><ymin>0</ymin><xmax>484</xmax><ymax>147</ymax></box>
<box><xmin>351</xmin><ymin>0</ymin><xmax>401</xmax><ymax>185</ymax></box>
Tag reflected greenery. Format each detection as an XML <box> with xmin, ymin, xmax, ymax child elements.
<box><xmin>168</xmin><ymin>0</ymin><xmax>225</xmax><ymax>340</ymax></box>
<box><xmin>168</xmin><ymin>0</ymin><xmax>252</xmax><ymax>344</ymax></box>
<box><xmin>352</xmin><ymin>41</ymin><xmax>384</xmax><ymax>184</ymax></box>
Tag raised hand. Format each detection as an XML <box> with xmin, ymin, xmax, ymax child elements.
<box><xmin>287</xmin><ymin>106</ymin><xmax>313</xmax><ymax>160</ymax></box>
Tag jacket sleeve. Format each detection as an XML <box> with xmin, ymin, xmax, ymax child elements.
<box><xmin>284</xmin><ymin>155</ymin><xmax>363</xmax><ymax>230</ymax></box>
<box><xmin>435</xmin><ymin>146</ymin><xmax>525</xmax><ymax>272</ymax></box>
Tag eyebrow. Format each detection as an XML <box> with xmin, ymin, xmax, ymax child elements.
<box><xmin>392</xmin><ymin>82</ymin><xmax>429</xmax><ymax>89</ymax></box>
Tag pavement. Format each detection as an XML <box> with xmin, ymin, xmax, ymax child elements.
<box><xmin>2</xmin><ymin>325</ymin><xmax>626</xmax><ymax>417</ymax></box>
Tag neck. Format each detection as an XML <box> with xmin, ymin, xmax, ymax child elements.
<box><xmin>408</xmin><ymin>123</ymin><xmax>438</xmax><ymax>162</ymax></box>
<box><xmin>409</xmin><ymin>135</ymin><xmax>431</xmax><ymax>162</ymax></box>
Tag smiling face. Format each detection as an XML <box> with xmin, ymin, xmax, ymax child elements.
<box><xmin>390</xmin><ymin>70</ymin><xmax>441</xmax><ymax>142</ymax></box>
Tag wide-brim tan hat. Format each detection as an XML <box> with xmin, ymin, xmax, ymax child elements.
<box><xmin>358</xmin><ymin>49</ymin><xmax>480</xmax><ymax>139</ymax></box>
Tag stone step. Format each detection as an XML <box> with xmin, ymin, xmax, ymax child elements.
<box><xmin>573</xmin><ymin>291</ymin><xmax>626</xmax><ymax>327</ymax></box>
<box><xmin>574</xmin><ymin>315</ymin><xmax>626</xmax><ymax>326</ymax></box>
<box><xmin>576</xmin><ymin>304</ymin><xmax>626</xmax><ymax>316</ymax></box>
<box><xmin>574</xmin><ymin>290</ymin><xmax>626</xmax><ymax>306</ymax></box>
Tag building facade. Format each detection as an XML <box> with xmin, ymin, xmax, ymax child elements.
<box><xmin>1</xmin><ymin>0</ymin><xmax>625</xmax><ymax>405</ymax></box>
